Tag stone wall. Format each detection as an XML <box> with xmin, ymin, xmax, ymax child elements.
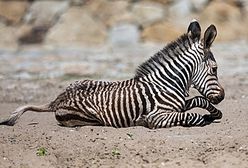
<box><xmin>0</xmin><ymin>0</ymin><xmax>248</xmax><ymax>48</ymax></box>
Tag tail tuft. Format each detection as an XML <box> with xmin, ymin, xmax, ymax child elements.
<box><xmin>0</xmin><ymin>103</ymin><xmax>52</xmax><ymax>126</ymax></box>
<box><xmin>0</xmin><ymin>117</ymin><xmax>16</xmax><ymax>126</ymax></box>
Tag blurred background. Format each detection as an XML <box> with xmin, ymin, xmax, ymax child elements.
<box><xmin>0</xmin><ymin>0</ymin><xmax>248</xmax><ymax>81</ymax></box>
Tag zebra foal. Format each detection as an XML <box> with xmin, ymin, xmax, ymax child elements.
<box><xmin>0</xmin><ymin>20</ymin><xmax>225</xmax><ymax>128</ymax></box>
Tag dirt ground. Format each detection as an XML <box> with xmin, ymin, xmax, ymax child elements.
<box><xmin>0</xmin><ymin>74</ymin><xmax>248</xmax><ymax>168</ymax></box>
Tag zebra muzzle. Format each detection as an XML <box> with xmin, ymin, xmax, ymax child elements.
<box><xmin>208</xmin><ymin>88</ymin><xmax>225</xmax><ymax>105</ymax></box>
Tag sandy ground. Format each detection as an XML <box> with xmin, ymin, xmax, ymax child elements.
<box><xmin>0</xmin><ymin>74</ymin><xmax>248</xmax><ymax>168</ymax></box>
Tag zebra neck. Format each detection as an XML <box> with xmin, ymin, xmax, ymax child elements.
<box><xmin>138</xmin><ymin>73</ymin><xmax>191</xmax><ymax>98</ymax></box>
<box><xmin>134</xmin><ymin>34</ymin><xmax>202</xmax><ymax>97</ymax></box>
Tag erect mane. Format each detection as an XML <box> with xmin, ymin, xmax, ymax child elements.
<box><xmin>135</xmin><ymin>34</ymin><xmax>191</xmax><ymax>78</ymax></box>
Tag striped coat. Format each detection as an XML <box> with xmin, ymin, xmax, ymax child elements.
<box><xmin>0</xmin><ymin>20</ymin><xmax>225</xmax><ymax>128</ymax></box>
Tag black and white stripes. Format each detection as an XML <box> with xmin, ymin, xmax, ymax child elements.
<box><xmin>0</xmin><ymin>20</ymin><xmax>225</xmax><ymax>128</ymax></box>
<box><xmin>48</xmin><ymin>21</ymin><xmax>224</xmax><ymax>128</ymax></box>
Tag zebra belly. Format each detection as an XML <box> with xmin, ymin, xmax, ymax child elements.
<box><xmin>54</xmin><ymin>108</ymin><xmax>145</xmax><ymax>127</ymax></box>
<box><xmin>99</xmin><ymin>110</ymin><xmax>146</xmax><ymax>128</ymax></box>
<box><xmin>96</xmin><ymin>93</ymin><xmax>147</xmax><ymax>128</ymax></box>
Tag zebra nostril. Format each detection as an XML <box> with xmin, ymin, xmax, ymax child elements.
<box><xmin>207</xmin><ymin>95</ymin><xmax>213</xmax><ymax>100</ymax></box>
<box><xmin>217</xmin><ymin>87</ymin><xmax>225</xmax><ymax>102</ymax></box>
<box><xmin>217</xmin><ymin>93</ymin><xmax>224</xmax><ymax>102</ymax></box>
<box><xmin>212</xmin><ymin>92</ymin><xmax>224</xmax><ymax>104</ymax></box>
<box><xmin>220</xmin><ymin>88</ymin><xmax>225</xmax><ymax>99</ymax></box>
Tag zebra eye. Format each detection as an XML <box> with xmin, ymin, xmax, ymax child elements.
<box><xmin>212</xmin><ymin>67</ymin><xmax>217</xmax><ymax>74</ymax></box>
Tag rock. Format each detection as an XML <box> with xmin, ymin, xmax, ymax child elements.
<box><xmin>70</xmin><ymin>0</ymin><xmax>87</xmax><ymax>6</ymax></box>
<box><xmin>143</xmin><ymin>0</ymin><xmax>172</xmax><ymax>5</ymax></box>
<box><xmin>201</xmin><ymin>1</ymin><xmax>242</xmax><ymax>23</ymax></box>
<box><xmin>24</xmin><ymin>0</ymin><xmax>69</xmax><ymax>26</ymax></box>
<box><xmin>241</xmin><ymin>0</ymin><xmax>248</xmax><ymax>11</ymax></box>
<box><xmin>18</xmin><ymin>25</ymin><xmax>50</xmax><ymax>44</ymax></box>
<box><xmin>0</xmin><ymin>1</ymin><xmax>29</xmax><ymax>25</ymax></box>
<box><xmin>0</xmin><ymin>23</ymin><xmax>18</xmax><ymax>48</ymax></box>
<box><xmin>109</xmin><ymin>23</ymin><xmax>140</xmax><ymax>46</ymax></box>
<box><xmin>213</xmin><ymin>0</ymin><xmax>243</xmax><ymax>7</ymax></box>
<box><xmin>141</xmin><ymin>22</ymin><xmax>184</xmax><ymax>43</ymax></box>
<box><xmin>131</xmin><ymin>1</ymin><xmax>165</xmax><ymax>26</ymax></box>
<box><xmin>86</xmin><ymin>0</ymin><xmax>131</xmax><ymax>26</ymax></box>
<box><xmin>190</xmin><ymin>0</ymin><xmax>208</xmax><ymax>11</ymax></box>
<box><xmin>200</xmin><ymin>1</ymin><xmax>244</xmax><ymax>41</ymax></box>
<box><xmin>169</xmin><ymin>0</ymin><xmax>192</xmax><ymax>17</ymax></box>
<box><xmin>45</xmin><ymin>7</ymin><xmax>107</xmax><ymax>46</ymax></box>
<box><xmin>168</xmin><ymin>0</ymin><xmax>193</xmax><ymax>27</ymax></box>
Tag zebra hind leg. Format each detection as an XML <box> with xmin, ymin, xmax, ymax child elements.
<box><xmin>55</xmin><ymin>109</ymin><xmax>102</xmax><ymax>127</ymax></box>
<box><xmin>145</xmin><ymin>111</ymin><xmax>213</xmax><ymax>129</ymax></box>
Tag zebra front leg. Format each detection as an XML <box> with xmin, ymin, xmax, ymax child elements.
<box><xmin>145</xmin><ymin>110</ymin><xmax>209</xmax><ymax>129</ymax></box>
<box><xmin>184</xmin><ymin>96</ymin><xmax>222</xmax><ymax>120</ymax></box>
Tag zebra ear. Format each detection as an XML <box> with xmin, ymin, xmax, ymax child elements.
<box><xmin>187</xmin><ymin>20</ymin><xmax>201</xmax><ymax>41</ymax></box>
<box><xmin>203</xmin><ymin>25</ymin><xmax>217</xmax><ymax>49</ymax></box>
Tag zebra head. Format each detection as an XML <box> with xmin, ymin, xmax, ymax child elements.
<box><xmin>188</xmin><ymin>20</ymin><xmax>225</xmax><ymax>104</ymax></box>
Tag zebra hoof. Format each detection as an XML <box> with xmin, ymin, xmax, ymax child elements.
<box><xmin>203</xmin><ymin>114</ymin><xmax>215</xmax><ymax>123</ymax></box>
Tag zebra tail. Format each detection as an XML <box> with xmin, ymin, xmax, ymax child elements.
<box><xmin>0</xmin><ymin>103</ymin><xmax>53</xmax><ymax>126</ymax></box>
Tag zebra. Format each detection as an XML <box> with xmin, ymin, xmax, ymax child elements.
<box><xmin>0</xmin><ymin>20</ymin><xmax>225</xmax><ymax>129</ymax></box>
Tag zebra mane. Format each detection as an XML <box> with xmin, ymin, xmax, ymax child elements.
<box><xmin>135</xmin><ymin>34</ymin><xmax>191</xmax><ymax>78</ymax></box>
